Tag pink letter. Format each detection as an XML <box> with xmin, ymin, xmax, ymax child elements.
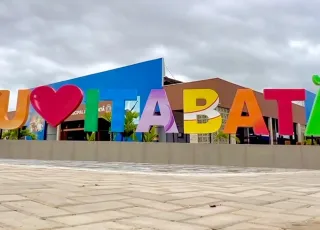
<box><xmin>264</xmin><ymin>89</ymin><xmax>305</xmax><ymax>135</ymax></box>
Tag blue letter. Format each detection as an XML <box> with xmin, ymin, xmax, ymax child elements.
<box><xmin>102</xmin><ymin>90</ymin><xmax>137</xmax><ymax>132</ymax></box>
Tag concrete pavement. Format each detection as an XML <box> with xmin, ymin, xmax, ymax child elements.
<box><xmin>0</xmin><ymin>161</ymin><xmax>319</xmax><ymax>229</ymax></box>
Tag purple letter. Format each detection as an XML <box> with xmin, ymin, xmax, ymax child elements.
<box><xmin>136</xmin><ymin>89</ymin><xmax>178</xmax><ymax>133</ymax></box>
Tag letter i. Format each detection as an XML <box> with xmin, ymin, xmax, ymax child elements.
<box><xmin>84</xmin><ymin>89</ymin><xmax>99</xmax><ymax>132</ymax></box>
<box><xmin>305</xmin><ymin>75</ymin><xmax>320</xmax><ymax>136</ymax></box>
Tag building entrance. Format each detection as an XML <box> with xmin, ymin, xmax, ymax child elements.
<box><xmin>60</xmin><ymin>118</ymin><xmax>111</xmax><ymax>141</ymax></box>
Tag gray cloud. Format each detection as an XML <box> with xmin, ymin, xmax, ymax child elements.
<box><xmin>0</xmin><ymin>0</ymin><xmax>319</xmax><ymax>109</ymax></box>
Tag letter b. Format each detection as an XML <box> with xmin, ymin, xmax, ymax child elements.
<box><xmin>183</xmin><ymin>89</ymin><xmax>222</xmax><ymax>134</ymax></box>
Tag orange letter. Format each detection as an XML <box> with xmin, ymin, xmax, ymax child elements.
<box><xmin>224</xmin><ymin>89</ymin><xmax>269</xmax><ymax>135</ymax></box>
<box><xmin>0</xmin><ymin>90</ymin><xmax>30</xmax><ymax>129</ymax></box>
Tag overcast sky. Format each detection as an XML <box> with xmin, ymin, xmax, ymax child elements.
<box><xmin>1</xmin><ymin>0</ymin><xmax>319</xmax><ymax>109</ymax></box>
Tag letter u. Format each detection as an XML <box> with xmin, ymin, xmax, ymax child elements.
<box><xmin>0</xmin><ymin>90</ymin><xmax>30</xmax><ymax>129</ymax></box>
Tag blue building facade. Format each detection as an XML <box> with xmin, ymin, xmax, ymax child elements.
<box><xmin>25</xmin><ymin>58</ymin><xmax>164</xmax><ymax>141</ymax></box>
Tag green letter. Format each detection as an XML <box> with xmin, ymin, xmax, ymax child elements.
<box><xmin>84</xmin><ymin>89</ymin><xmax>99</xmax><ymax>132</ymax></box>
<box><xmin>305</xmin><ymin>75</ymin><xmax>320</xmax><ymax>136</ymax></box>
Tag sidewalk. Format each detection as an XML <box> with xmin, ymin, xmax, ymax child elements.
<box><xmin>0</xmin><ymin>163</ymin><xmax>319</xmax><ymax>229</ymax></box>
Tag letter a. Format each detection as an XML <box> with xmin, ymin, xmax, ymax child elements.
<box><xmin>136</xmin><ymin>89</ymin><xmax>178</xmax><ymax>133</ymax></box>
<box><xmin>224</xmin><ymin>89</ymin><xmax>268</xmax><ymax>135</ymax></box>
<box><xmin>0</xmin><ymin>90</ymin><xmax>30</xmax><ymax>129</ymax></box>
<box><xmin>183</xmin><ymin>89</ymin><xmax>222</xmax><ymax>134</ymax></box>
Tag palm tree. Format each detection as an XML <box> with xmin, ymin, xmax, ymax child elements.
<box><xmin>2</xmin><ymin>129</ymin><xmax>37</xmax><ymax>140</ymax></box>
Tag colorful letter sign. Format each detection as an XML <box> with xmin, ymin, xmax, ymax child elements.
<box><xmin>0</xmin><ymin>90</ymin><xmax>30</xmax><ymax>129</ymax></box>
<box><xmin>102</xmin><ymin>90</ymin><xmax>138</xmax><ymax>133</ymax></box>
<box><xmin>136</xmin><ymin>89</ymin><xmax>178</xmax><ymax>133</ymax></box>
<box><xmin>183</xmin><ymin>89</ymin><xmax>222</xmax><ymax>134</ymax></box>
<box><xmin>305</xmin><ymin>75</ymin><xmax>320</xmax><ymax>136</ymax></box>
<box><xmin>264</xmin><ymin>89</ymin><xmax>305</xmax><ymax>135</ymax></box>
<box><xmin>84</xmin><ymin>89</ymin><xmax>100</xmax><ymax>132</ymax></box>
<box><xmin>30</xmin><ymin>85</ymin><xmax>83</xmax><ymax>127</ymax></box>
<box><xmin>1</xmin><ymin>75</ymin><xmax>320</xmax><ymax>139</ymax></box>
<box><xmin>224</xmin><ymin>89</ymin><xmax>268</xmax><ymax>135</ymax></box>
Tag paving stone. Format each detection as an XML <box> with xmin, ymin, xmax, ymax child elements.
<box><xmin>60</xmin><ymin>201</ymin><xmax>132</xmax><ymax>214</ymax></box>
<box><xmin>288</xmin><ymin>206</ymin><xmax>320</xmax><ymax>217</ymax></box>
<box><xmin>22</xmin><ymin>192</ymin><xmax>80</xmax><ymax>206</ymax></box>
<box><xmin>234</xmin><ymin>209</ymin><xmax>312</xmax><ymax>228</ymax></box>
<box><xmin>308</xmin><ymin>192</ymin><xmax>320</xmax><ymax>198</ymax></box>
<box><xmin>251</xmin><ymin>218</ymin><xmax>311</xmax><ymax>229</ymax></box>
<box><xmin>235</xmin><ymin>189</ymin><xmax>271</xmax><ymax>197</ymax></box>
<box><xmin>122</xmin><ymin>191</ymin><xmax>177</xmax><ymax>202</ymax></box>
<box><xmin>185</xmin><ymin>213</ymin><xmax>254</xmax><ymax>229</ymax></box>
<box><xmin>0</xmin><ymin>211</ymin><xmax>64</xmax><ymax>229</ymax></box>
<box><xmin>82</xmin><ymin>188</ymin><xmax>129</xmax><ymax>196</ymax></box>
<box><xmin>28</xmin><ymin>188</ymin><xmax>85</xmax><ymax>197</ymax></box>
<box><xmin>169</xmin><ymin>196</ymin><xmax>220</xmax><ymax>206</ymax></box>
<box><xmin>221</xmin><ymin>222</ymin><xmax>282</xmax><ymax>230</ymax></box>
<box><xmin>147</xmin><ymin>210</ymin><xmax>193</xmax><ymax>221</ymax></box>
<box><xmin>169</xmin><ymin>191</ymin><xmax>215</xmax><ymax>198</ymax></box>
<box><xmin>296</xmin><ymin>188</ymin><xmax>320</xmax><ymax>193</ymax></box>
<box><xmin>288</xmin><ymin>198</ymin><xmax>320</xmax><ymax>206</ymax></box>
<box><xmin>265</xmin><ymin>201</ymin><xmax>308</xmax><ymax>210</ymax></box>
<box><xmin>55</xmin><ymin>221</ymin><xmax>134</xmax><ymax>230</ymax></box>
<box><xmin>49</xmin><ymin>210</ymin><xmax>133</xmax><ymax>225</ymax></box>
<box><xmin>0</xmin><ymin>195</ymin><xmax>27</xmax><ymax>202</ymax></box>
<box><xmin>3</xmin><ymin>200</ymin><xmax>70</xmax><ymax>217</ymax></box>
<box><xmin>208</xmin><ymin>193</ymin><xmax>269</xmax><ymax>205</ymax></box>
<box><xmin>120</xmin><ymin>207</ymin><xmax>160</xmax><ymax>215</ymax></box>
<box><xmin>70</xmin><ymin>194</ymin><xmax>130</xmax><ymax>203</ymax></box>
<box><xmin>122</xmin><ymin>198</ymin><xmax>183</xmax><ymax>211</ymax></box>
<box><xmin>178</xmin><ymin>205</ymin><xmax>238</xmax><ymax>217</ymax></box>
<box><xmin>254</xmin><ymin>195</ymin><xmax>289</xmax><ymax>203</ymax></box>
<box><xmin>220</xmin><ymin>201</ymin><xmax>284</xmax><ymax>213</ymax></box>
<box><xmin>0</xmin><ymin>205</ymin><xmax>9</xmax><ymax>212</ymax></box>
<box><xmin>233</xmin><ymin>209</ymin><xmax>311</xmax><ymax>222</ymax></box>
<box><xmin>289</xmin><ymin>220</ymin><xmax>320</xmax><ymax>230</ymax></box>
<box><xmin>0</xmin><ymin>162</ymin><xmax>320</xmax><ymax>229</ymax></box>
<box><xmin>119</xmin><ymin>216</ymin><xmax>210</xmax><ymax>230</ymax></box>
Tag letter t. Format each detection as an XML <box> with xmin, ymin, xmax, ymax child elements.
<box><xmin>263</xmin><ymin>89</ymin><xmax>305</xmax><ymax>135</ymax></box>
<box><xmin>102</xmin><ymin>90</ymin><xmax>137</xmax><ymax>132</ymax></box>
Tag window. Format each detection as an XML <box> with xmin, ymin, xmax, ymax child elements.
<box><xmin>197</xmin><ymin>115</ymin><xmax>210</xmax><ymax>143</ymax></box>
<box><xmin>195</xmin><ymin>107</ymin><xmax>231</xmax><ymax>144</ymax></box>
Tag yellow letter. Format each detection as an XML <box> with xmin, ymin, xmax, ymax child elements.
<box><xmin>0</xmin><ymin>90</ymin><xmax>30</xmax><ymax>129</ymax></box>
<box><xmin>183</xmin><ymin>89</ymin><xmax>222</xmax><ymax>134</ymax></box>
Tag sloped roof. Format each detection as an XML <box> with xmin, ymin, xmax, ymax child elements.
<box><xmin>164</xmin><ymin>77</ymin><xmax>306</xmax><ymax>125</ymax></box>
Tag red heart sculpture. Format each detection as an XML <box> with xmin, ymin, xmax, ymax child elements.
<box><xmin>30</xmin><ymin>85</ymin><xmax>84</xmax><ymax>127</ymax></box>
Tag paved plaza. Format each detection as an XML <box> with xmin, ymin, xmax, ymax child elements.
<box><xmin>0</xmin><ymin>160</ymin><xmax>320</xmax><ymax>229</ymax></box>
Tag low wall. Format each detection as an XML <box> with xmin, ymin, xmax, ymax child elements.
<box><xmin>0</xmin><ymin>141</ymin><xmax>320</xmax><ymax>170</ymax></box>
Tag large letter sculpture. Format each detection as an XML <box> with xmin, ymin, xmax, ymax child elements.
<box><xmin>183</xmin><ymin>89</ymin><xmax>222</xmax><ymax>134</ymax></box>
<box><xmin>224</xmin><ymin>89</ymin><xmax>269</xmax><ymax>135</ymax></box>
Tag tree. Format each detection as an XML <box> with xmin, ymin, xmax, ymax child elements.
<box><xmin>143</xmin><ymin>126</ymin><xmax>158</xmax><ymax>142</ymax></box>
<box><xmin>101</xmin><ymin>111</ymin><xmax>159</xmax><ymax>142</ymax></box>
<box><xmin>101</xmin><ymin>110</ymin><xmax>139</xmax><ymax>141</ymax></box>
<box><xmin>2</xmin><ymin>129</ymin><xmax>37</xmax><ymax>140</ymax></box>
<box><xmin>86</xmin><ymin>132</ymin><xmax>96</xmax><ymax>141</ymax></box>
<box><xmin>215</xmin><ymin>130</ymin><xmax>240</xmax><ymax>144</ymax></box>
